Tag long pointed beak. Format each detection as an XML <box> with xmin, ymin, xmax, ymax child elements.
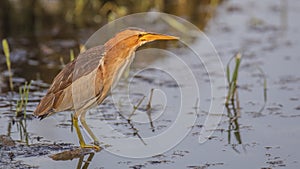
<box><xmin>143</xmin><ymin>33</ymin><xmax>179</xmax><ymax>42</ymax></box>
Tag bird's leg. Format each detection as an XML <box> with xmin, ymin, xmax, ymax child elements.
<box><xmin>72</xmin><ymin>114</ymin><xmax>100</xmax><ymax>151</ymax></box>
<box><xmin>80</xmin><ymin>111</ymin><xmax>100</xmax><ymax>146</ymax></box>
<box><xmin>72</xmin><ymin>116</ymin><xmax>85</xmax><ymax>146</ymax></box>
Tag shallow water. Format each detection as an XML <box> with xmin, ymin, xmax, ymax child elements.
<box><xmin>1</xmin><ymin>0</ymin><xmax>300</xmax><ymax>169</ymax></box>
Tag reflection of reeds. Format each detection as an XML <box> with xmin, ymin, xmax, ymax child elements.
<box><xmin>128</xmin><ymin>95</ymin><xmax>145</xmax><ymax>119</ymax></box>
<box><xmin>2</xmin><ymin>39</ymin><xmax>13</xmax><ymax>91</ymax></box>
<box><xmin>146</xmin><ymin>88</ymin><xmax>154</xmax><ymax>110</ymax></box>
<box><xmin>119</xmin><ymin>89</ymin><xmax>158</xmax><ymax>144</ymax></box>
<box><xmin>7</xmin><ymin>117</ymin><xmax>30</xmax><ymax>145</ymax></box>
<box><xmin>17</xmin><ymin>119</ymin><xmax>29</xmax><ymax>145</ymax></box>
<box><xmin>226</xmin><ymin>87</ymin><xmax>245</xmax><ymax>153</ymax></box>
<box><xmin>225</xmin><ymin>52</ymin><xmax>242</xmax><ymax>106</ymax></box>
<box><xmin>146</xmin><ymin>89</ymin><xmax>155</xmax><ymax>131</ymax></box>
<box><xmin>117</xmin><ymin>110</ymin><xmax>146</xmax><ymax>145</ymax></box>
<box><xmin>128</xmin><ymin>89</ymin><xmax>156</xmax><ymax>132</ymax></box>
<box><xmin>226</xmin><ymin>100</ymin><xmax>242</xmax><ymax>145</ymax></box>
<box><xmin>256</xmin><ymin>66</ymin><xmax>268</xmax><ymax>114</ymax></box>
<box><xmin>194</xmin><ymin>98</ymin><xmax>199</xmax><ymax>115</ymax></box>
<box><xmin>257</xmin><ymin>67</ymin><xmax>267</xmax><ymax>103</ymax></box>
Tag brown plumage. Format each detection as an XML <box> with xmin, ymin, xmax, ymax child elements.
<box><xmin>34</xmin><ymin>28</ymin><xmax>178</xmax><ymax>151</ymax></box>
<box><xmin>35</xmin><ymin>45</ymin><xmax>105</xmax><ymax>119</ymax></box>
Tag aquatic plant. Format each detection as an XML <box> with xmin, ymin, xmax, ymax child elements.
<box><xmin>15</xmin><ymin>81</ymin><xmax>31</xmax><ymax>118</ymax></box>
<box><xmin>225</xmin><ymin>53</ymin><xmax>267</xmax><ymax>147</ymax></box>
<box><xmin>70</xmin><ymin>49</ymin><xmax>75</xmax><ymax>61</ymax></box>
<box><xmin>2</xmin><ymin>39</ymin><xmax>14</xmax><ymax>91</ymax></box>
<box><xmin>225</xmin><ymin>52</ymin><xmax>242</xmax><ymax>106</ymax></box>
<box><xmin>59</xmin><ymin>49</ymin><xmax>76</xmax><ymax>67</ymax></box>
<box><xmin>256</xmin><ymin>66</ymin><xmax>268</xmax><ymax>114</ymax></box>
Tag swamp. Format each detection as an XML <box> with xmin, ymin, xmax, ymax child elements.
<box><xmin>0</xmin><ymin>0</ymin><xmax>299</xmax><ymax>169</ymax></box>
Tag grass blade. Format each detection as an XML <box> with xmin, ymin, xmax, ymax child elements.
<box><xmin>225</xmin><ymin>52</ymin><xmax>242</xmax><ymax>105</ymax></box>
<box><xmin>2</xmin><ymin>39</ymin><xmax>13</xmax><ymax>91</ymax></box>
<box><xmin>70</xmin><ymin>49</ymin><xmax>75</xmax><ymax>62</ymax></box>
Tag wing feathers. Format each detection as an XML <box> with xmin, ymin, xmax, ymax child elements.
<box><xmin>34</xmin><ymin>45</ymin><xmax>105</xmax><ymax>118</ymax></box>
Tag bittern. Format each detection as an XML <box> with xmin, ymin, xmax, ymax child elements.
<box><xmin>34</xmin><ymin>28</ymin><xmax>178</xmax><ymax>151</ymax></box>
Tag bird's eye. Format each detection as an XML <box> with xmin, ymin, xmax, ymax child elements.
<box><xmin>138</xmin><ymin>34</ymin><xmax>143</xmax><ymax>38</ymax></box>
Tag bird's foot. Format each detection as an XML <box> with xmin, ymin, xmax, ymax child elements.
<box><xmin>80</xmin><ymin>144</ymin><xmax>101</xmax><ymax>152</ymax></box>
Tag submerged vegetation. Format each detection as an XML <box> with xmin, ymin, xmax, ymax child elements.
<box><xmin>256</xmin><ymin>66</ymin><xmax>268</xmax><ymax>114</ymax></box>
<box><xmin>225</xmin><ymin>53</ymin><xmax>243</xmax><ymax>146</ymax></box>
<box><xmin>2</xmin><ymin>38</ymin><xmax>32</xmax><ymax>119</ymax></box>
<box><xmin>225</xmin><ymin>52</ymin><xmax>268</xmax><ymax>147</ymax></box>
<box><xmin>1</xmin><ymin>39</ymin><xmax>32</xmax><ymax>146</ymax></box>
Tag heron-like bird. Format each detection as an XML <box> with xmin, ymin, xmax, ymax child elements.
<box><xmin>34</xmin><ymin>28</ymin><xmax>178</xmax><ymax>151</ymax></box>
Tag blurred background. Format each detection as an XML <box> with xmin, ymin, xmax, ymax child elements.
<box><xmin>1</xmin><ymin>0</ymin><xmax>300</xmax><ymax>169</ymax></box>
<box><xmin>0</xmin><ymin>0</ymin><xmax>221</xmax><ymax>86</ymax></box>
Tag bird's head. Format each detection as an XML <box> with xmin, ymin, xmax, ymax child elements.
<box><xmin>135</xmin><ymin>30</ymin><xmax>179</xmax><ymax>46</ymax></box>
<box><xmin>105</xmin><ymin>28</ymin><xmax>179</xmax><ymax>51</ymax></box>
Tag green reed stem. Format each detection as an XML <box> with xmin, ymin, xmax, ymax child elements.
<box><xmin>15</xmin><ymin>81</ymin><xmax>31</xmax><ymax>118</ymax></box>
<box><xmin>226</xmin><ymin>53</ymin><xmax>242</xmax><ymax>106</ymax></box>
<box><xmin>70</xmin><ymin>49</ymin><xmax>75</xmax><ymax>61</ymax></box>
<box><xmin>2</xmin><ymin>39</ymin><xmax>13</xmax><ymax>91</ymax></box>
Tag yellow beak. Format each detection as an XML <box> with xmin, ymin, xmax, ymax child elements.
<box><xmin>141</xmin><ymin>33</ymin><xmax>179</xmax><ymax>42</ymax></box>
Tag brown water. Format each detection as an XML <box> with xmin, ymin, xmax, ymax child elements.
<box><xmin>1</xmin><ymin>0</ymin><xmax>300</xmax><ymax>168</ymax></box>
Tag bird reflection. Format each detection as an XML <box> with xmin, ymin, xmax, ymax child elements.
<box><xmin>50</xmin><ymin>148</ymin><xmax>96</xmax><ymax>169</ymax></box>
<box><xmin>76</xmin><ymin>152</ymin><xmax>95</xmax><ymax>169</ymax></box>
